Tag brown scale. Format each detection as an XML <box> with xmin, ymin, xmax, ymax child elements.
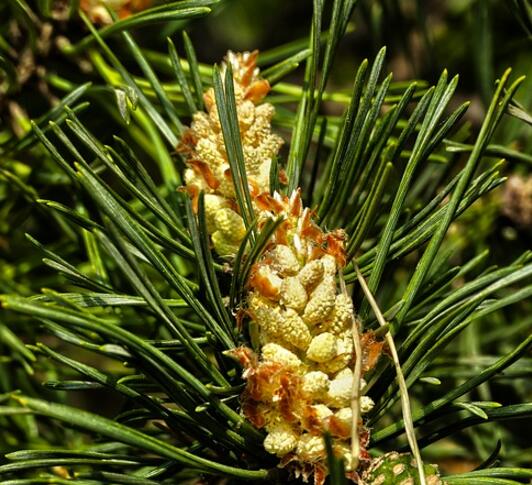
<box><xmin>254</xmin><ymin>193</ymin><xmax>287</xmax><ymax>213</ymax></box>
<box><xmin>225</xmin><ymin>346</ymin><xmax>257</xmax><ymax>369</ymax></box>
<box><xmin>248</xmin><ymin>266</ymin><xmax>280</xmax><ymax>299</ymax></box>
<box><xmin>241</xmin><ymin>397</ymin><xmax>265</xmax><ymax>429</ymax></box>
<box><xmin>276</xmin><ymin>372</ymin><xmax>303</xmax><ymax>423</ymax></box>
<box><xmin>360</xmin><ymin>332</ymin><xmax>386</xmax><ymax>373</ymax></box>
<box><xmin>325</xmin><ymin>414</ymin><xmax>351</xmax><ymax>440</ymax></box>
<box><xmin>245</xmin><ymin>361</ymin><xmax>285</xmax><ymax>401</ymax></box>
<box><xmin>176</xmin><ymin>129</ymin><xmax>198</xmax><ymax>156</ymax></box>
<box><xmin>240</xmin><ymin>363</ymin><xmax>304</xmax><ymax>427</ymax></box>
<box><xmin>301</xmin><ymin>406</ymin><xmax>325</xmax><ymax>435</ymax></box>
<box><xmin>273</xmin><ymin>219</ymin><xmax>292</xmax><ymax>246</ymax></box>
<box><xmin>179</xmin><ymin>185</ymin><xmax>200</xmax><ymax>213</ymax></box>
<box><xmin>278</xmin><ymin>169</ymin><xmax>289</xmax><ymax>186</ymax></box>
<box><xmin>187</xmin><ymin>159</ymin><xmax>220</xmax><ymax>190</ymax></box>
<box><xmin>290</xmin><ymin>188</ymin><xmax>303</xmax><ymax>216</ymax></box>
<box><xmin>234</xmin><ymin>307</ymin><xmax>247</xmax><ymax>331</ymax></box>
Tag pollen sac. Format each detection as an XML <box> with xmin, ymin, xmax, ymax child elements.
<box><xmin>268</xmin><ymin>245</ymin><xmax>301</xmax><ymax>276</ymax></box>
<box><xmin>213</xmin><ymin>208</ymin><xmax>246</xmax><ymax>243</ymax></box>
<box><xmin>204</xmin><ymin>194</ymin><xmax>229</xmax><ymax>233</ymax></box>
<box><xmin>237</xmin><ymin>100</ymin><xmax>256</xmax><ymax>129</ymax></box>
<box><xmin>306</xmin><ymin>332</ymin><xmax>337</xmax><ymax>363</ymax></box>
<box><xmin>321</xmin><ymin>254</ymin><xmax>338</xmax><ymax>277</ymax></box>
<box><xmin>262</xmin><ymin>343</ymin><xmax>302</xmax><ymax>369</ymax></box>
<box><xmin>360</xmin><ymin>395</ymin><xmax>375</xmax><ymax>414</ymax></box>
<box><xmin>195</xmin><ymin>137</ymin><xmax>223</xmax><ymax>168</ymax></box>
<box><xmin>211</xmin><ymin>231</ymin><xmax>241</xmax><ymax>256</ymax></box>
<box><xmin>249</xmin><ymin>297</ymin><xmax>284</xmax><ymax>339</ymax></box>
<box><xmin>247</xmin><ymin>292</ymin><xmax>272</xmax><ymax>316</ymax></box>
<box><xmin>327</xmin><ymin>368</ymin><xmax>356</xmax><ymax>408</ymax></box>
<box><xmin>296</xmin><ymin>434</ymin><xmax>326</xmax><ymax>462</ymax></box>
<box><xmin>210</xmin><ymin>207</ymin><xmax>247</xmax><ymax>256</ymax></box>
<box><xmin>189</xmin><ymin>112</ymin><xmax>212</xmax><ymax>139</ymax></box>
<box><xmin>318</xmin><ymin>331</ymin><xmax>354</xmax><ymax>374</ymax></box>
<box><xmin>311</xmin><ymin>404</ymin><xmax>333</xmax><ymax>423</ymax></box>
<box><xmin>326</xmin><ymin>294</ymin><xmax>355</xmax><ymax>333</ymax></box>
<box><xmin>280</xmin><ymin>309</ymin><xmax>312</xmax><ymax>350</ymax></box>
<box><xmin>264</xmin><ymin>422</ymin><xmax>299</xmax><ymax>457</ymax></box>
<box><xmin>319</xmin><ymin>355</ymin><xmax>351</xmax><ymax>375</ymax></box>
<box><xmin>302</xmin><ymin>371</ymin><xmax>330</xmax><ymax>399</ymax></box>
<box><xmin>280</xmin><ymin>276</ymin><xmax>308</xmax><ymax>312</ymax></box>
<box><xmin>215</xmin><ymin>164</ymin><xmax>237</xmax><ymax>198</ymax></box>
<box><xmin>298</xmin><ymin>259</ymin><xmax>324</xmax><ymax>289</ymax></box>
<box><xmin>184</xmin><ymin>168</ymin><xmax>209</xmax><ymax>191</ymax></box>
<box><xmin>302</xmin><ymin>276</ymin><xmax>336</xmax><ymax>325</ymax></box>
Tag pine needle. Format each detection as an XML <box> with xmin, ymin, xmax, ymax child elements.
<box><xmin>354</xmin><ymin>263</ymin><xmax>427</xmax><ymax>485</ymax></box>
<box><xmin>339</xmin><ymin>269</ymin><xmax>362</xmax><ymax>471</ymax></box>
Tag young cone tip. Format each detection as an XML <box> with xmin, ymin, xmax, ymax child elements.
<box><xmin>80</xmin><ymin>0</ymin><xmax>153</xmax><ymax>24</ymax></box>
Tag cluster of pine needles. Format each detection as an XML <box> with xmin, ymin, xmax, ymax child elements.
<box><xmin>0</xmin><ymin>0</ymin><xmax>531</xmax><ymax>484</ymax></box>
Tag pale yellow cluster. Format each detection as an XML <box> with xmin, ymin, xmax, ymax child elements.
<box><xmin>502</xmin><ymin>174</ymin><xmax>532</xmax><ymax>228</ymax></box>
<box><xmin>246</xmin><ymin>244</ymin><xmax>374</xmax><ymax>472</ymax></box>
<box><xmin>182</xmin><ymin>52</ymin><xmax>380</xmax><ymax>481</ymax></box>
<box><xmin>179</xmin><ymin>51</ymin><xmax>283</xmax><ymax>256</ymax></box>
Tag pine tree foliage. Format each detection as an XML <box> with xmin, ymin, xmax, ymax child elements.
<box><xmin>0</xmin><ymin>0</ymin><xmax>531</xmax><ymax>484</ymax></box>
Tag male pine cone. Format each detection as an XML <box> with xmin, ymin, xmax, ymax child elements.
<box><xmin>179</xmin><ymin>51</ymin><xmax>443</xmax><ymax>485</ymax></box>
